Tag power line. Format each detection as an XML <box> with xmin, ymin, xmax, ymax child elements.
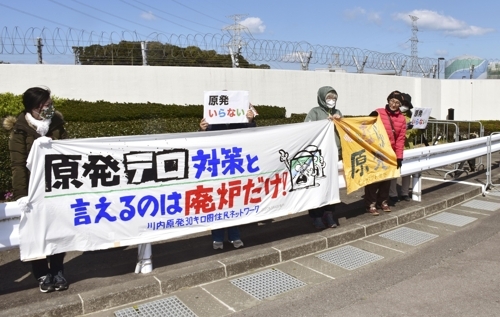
<box><xmin>0</xmin><ymin>26</ymin><xmax>440</xmax><ymax>73</ymax></box>
<box><xmin>47</xmin><ymin>0</ymin><xmax>140</xmax><ymax>35</ymax></box>
<box><xmin>120</xmin><ymin>0</ymin><xmax>202</xmax><ymax>34</ymax></box>
<box><xmin>0</xmin><ymin>3</ymin><xmax>75</xmax><ymax>30</ymax></box>
<box><xmin>70</xmin><ymin>0</ymin><xmax>167</xmax><ymax>34</ymax></box>
<box><xmin>129</xmin><ymin>0</ymin><xmax>221</xmax><ymax>32</ymax></box>
<box><xmin>168</xmin><ymin>0</ymin><xmax>228</xmax><ymax>25</ymax></box>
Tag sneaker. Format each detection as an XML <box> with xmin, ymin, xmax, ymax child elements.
<box><xmin>213</xmin><ymin>241</ymin><xmax>223</xmax><ymax>250</ymax></box>
<box><xmin>312</xmin><ymin>217</ymin><xmax>326</xmax><ymax>229</ymax></box>
<box><xmin>366</xmin><ymin>206</ymin><xmax>379</xmax><ymax>216</ymax></box>
<box><xmin>389</xmin><ymin>196</ymin><xmax>400</xmax><ymax>203</ymax></box>
<box><xmin>401</xmin><ymin>195</ymin><xmax>411</xmax><ymax>201</ymax></box>
<box><xmin>38</xmin><ymin>274</ymin><xmax>55</xmax><ymax>293</ymax></box>
<box><xmin>323</xmin><ymin>212</ymin><xmax>338</xmax><ymax>228</ymax></box>
<box><xmin>53</xmin><ymin>271</ymin><xmax>68</xmax><ymax>291</ymax></box>
<box><xmin>232</xmin><ymin>240</ymin><xmax>244</xmax><ymax>249</ymax></box>
<box><xmin>376</xmin><ymin>202</ymin><xmax>391</xmax><ymax>212</ymax></box>
<box><xmin>388</xmin><ymin>196</ymin><xmax>398</xmax><ymax>206</ymax></box>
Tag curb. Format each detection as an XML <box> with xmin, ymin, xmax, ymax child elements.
<box><xmin>2</xmin><ymin>186</ymin><xmax>483</xmax><ymax>317</ymax></box>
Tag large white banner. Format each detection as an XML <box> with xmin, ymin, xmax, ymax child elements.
<box><xmin>19</xmin><ymin>121</ymin><xmax>340</xmax><ymax>260</ymax></box>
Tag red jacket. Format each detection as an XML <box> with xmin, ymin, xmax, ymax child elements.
<box><xmin>376</xmin><ymin>107</ymin><xmax>406</xmax><ymax>159</ymax></box>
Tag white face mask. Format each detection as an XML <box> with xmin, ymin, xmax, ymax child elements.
<box><xmin>400</xmin><ymin>106</ymin><xmax>409</xmax><ymax>113</ymax></box>
<box><xmin>326</xmin><ymin>99</ymin><xmax>336</xmax><ymax>108</ymax></box>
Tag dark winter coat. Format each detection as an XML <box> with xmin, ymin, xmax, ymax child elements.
<box><xmin>3</xmin><ymin>111</ymin><xmax>67</xmax><ymax>200</ymax></box>
<box><xmin>206</xmin><ymin>121</ymin><xmax>256</xmax><ymax>131</ymax></box>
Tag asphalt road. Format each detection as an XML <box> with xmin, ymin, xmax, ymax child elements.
<box><xmin>3</xmin><ymin>160</ymin><xmax>499</xmax><ymax>317</ymax></box>
<box><xmin>230</xmin><ymin>204</ymin><xmax>500</xmax><ymax>317</ymax></box>
<box><xmin>82</xmin><ymin>188</ymin><xmax>500</xmax><ymax>317</ymax></box>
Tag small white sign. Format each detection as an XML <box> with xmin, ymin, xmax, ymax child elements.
<box><xmin>410</xmin><ymin>107</ymin><xmax>432</xmax><ymax>129</ymax></box>
<box><xmin>203</xmin><ymin>90</ymin><xmax>249</xmax><ymax>124</ymax></box>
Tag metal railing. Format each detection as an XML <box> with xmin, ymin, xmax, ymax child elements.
<box><xmin>424</xmin><ymin>120</ymin><xmax>485</xmax><ymax>178</ymax></box>
<box><xmin>3</xmin><ymin>133</ymin><xmax>500</xmax><ymax>272</ymax></box>
<box><xmin>486</xmin><ymin>132</ymin><xmax>500</xmax><ymax>189</ymax></box>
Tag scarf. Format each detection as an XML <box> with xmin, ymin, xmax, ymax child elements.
<box><xmin>25</xmin><ymin>112</ymin><xmax>51</xmax><ymax>136</ymax></box>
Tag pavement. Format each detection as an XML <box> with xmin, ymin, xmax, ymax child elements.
<box><xmin>0</xmin><ymin>158</ymin><xmax>497</xmax><ymax>317</ymax></box>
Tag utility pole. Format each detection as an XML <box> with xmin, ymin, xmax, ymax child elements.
<box><xmin>437</xmin><ymin>57</ymin><xmax>445</xmax><ymax>79</ymax></box>
<box><xmin>141</xmin><ymin>41</ymin><xmax>148</xmax><ymax>66</ymax></box>
<box><xmin>36</xmin><ymin>38</ymin><xmax>43</xmax><ymax>64</ymax></box>
<box><xmin>469</xmin><ymin>65</ymin><xmax>475</xmax><ymax>79</ymax></box>
<box><xmin>224</xmin><ymin>14</ymin><xmax>248</xmax><ymax>68</ymax></box>
<box><xmin>72</xmin><ymin>47</ymin><xmax>81</xmax><ymax>65</ymax></box>
<box><xmin>409</xmin><ymin>15</ymin><xmax>419</xmax><ymax>76</ymax></box>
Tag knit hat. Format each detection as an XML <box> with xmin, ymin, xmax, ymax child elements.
<box><xmin>401</xmin><ymin>93</ymin><xmax>413</xmax><ymax>109</ymax></box>
<box><xmin>387</xmin><ymin>90</ymin><xmax>403</xmax><ymax>104</ymax></box>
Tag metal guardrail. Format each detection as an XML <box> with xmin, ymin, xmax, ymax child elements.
<box><xmin>402</xmin><ymin>134</ymin><xmax>500</xmax><ymax>176</ymax></box>
<box><xmin>425</xmin><ymin>120</ymin><xmax>463</xmax><ymax>178</ymax></box>
<box><xmin>3</xmin><ymin>134</ymin><xmax>500</xmax><ymax>273</ymax></box>
<box><xmin>427</xmin><ymin>120</ymin><xmax>460</xmax><ymax>143</ymax></box>
<box><xmin>425</xmin><ymin>120</ymin><xmax>486</xmax><ymax>178</ymax></box>
<box><xmin>486</xmin><ymin>132</ymin><xmax>500</xmax><ymax>189</ymax></box>
<box><xmin>0</xmin><ymin>202</ymin><xmax>20</xmax><ymax>250</ymax></box>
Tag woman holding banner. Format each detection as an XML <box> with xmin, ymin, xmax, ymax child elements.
<box><xmin>389</xmin><ymin>92</ymin><xmax>414</xmax><ymax>204</ymax></box>
<box><xmin>3</xmin><ymin>86</ymin><xmax>69</xmax><ymax>293</ymax></box>
<box><xmin>365</xmin><ymin>91</ymin><xmax>406</xmax><ymax>216</ymax></box>
<box><xmin>304</xmin><ymin>86</ymin><xmax>343</xmax><ymax>229</ymax></box>
<box><xmin>199</xmin><ymin>105</ymin><xmax>256</xmax><ymax>249</ymax></box>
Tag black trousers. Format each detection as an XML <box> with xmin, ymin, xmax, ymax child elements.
<box><xmin>308</xmin><ymin>204</ymin><xmax>336</xmax><ymax>218</ymax></box>
<box><xmin>31</xmin><ymin>252</ymin><xmax>65</xmax><ymax>280</ymax></box>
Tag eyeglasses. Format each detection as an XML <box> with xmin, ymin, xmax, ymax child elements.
<box><xmin>389</xmin><ymin>99</ymin><xmax>401</xmax><ymax>106</ymax></box>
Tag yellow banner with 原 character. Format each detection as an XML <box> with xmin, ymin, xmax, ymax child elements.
<box><xmin>335</xmin><ymin>116</ymin><xmax>400</xmax><ymax>194</ymax></box>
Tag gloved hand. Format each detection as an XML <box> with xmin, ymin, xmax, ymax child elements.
<box><xmin>406</xmin><ymin>123</ymin><xmax>413</xmax><ymax>129</ymax></box>
<box><xmin>397</xmin><ymin>159</ymin><xmax>403</xmax><ymax>169</ymax></box>
<box><xmin>38</xmin><ymin>136</ymin><xmax>52</xmax><ymax>147</ymax></box>
<box><xmin>17</xmin><ymin>196</ymin><xmax>31</xmax><ymax>213</ymax></box>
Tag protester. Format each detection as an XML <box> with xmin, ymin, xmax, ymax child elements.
<box><xmin>199</xmin><ymin>104</ymin><xmax>256</xmax><ymax>249</ymax></box>
<box><xmin>3</xmin><ymin>86</ymin><xmax>69</xmax><ymax>293</ymax></box>
<box><xmin>304</xmin><ymin>86</ymin><xmax>342</xmax><ymax>229</ymax></box>
<box><xmin>389</xmin><ymin>92</ymin><xmax>414</xmax><ymax>204</ymax></box>
<box><xmin>365</xmin><ymin>91</ymin><xmax>406</xmax><ymax>216</ymax></box>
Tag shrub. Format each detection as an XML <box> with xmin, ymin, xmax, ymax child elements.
<box><xmin>0</xmin><ymin>93</ymin><xmax>23</xmax><ymax>118</ymax></box>
<box><xmin>0</xmin><ymin>92</ymin><xmax>298</xmax><ymax>194</ymax></box>
<box><xmin>56</xmin><ymin>100</ymin><xmax>285</xmax><ymax>122</ymax></box>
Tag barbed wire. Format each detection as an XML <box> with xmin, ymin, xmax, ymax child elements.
<box><xmin>2</xmin><ymin>26</ymin><xmax>498</xmax><ymax>72</ymax></box>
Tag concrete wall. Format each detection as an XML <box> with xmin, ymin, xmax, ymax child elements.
<box><xmin>440</xmin><ymin>79</ymin><xmax>500</xmax><ymax>121</ymax></box>
<box><xmin>0</xmin><ymin>64</ymin><xmax>499</xmax><ymax>121</ymax></box>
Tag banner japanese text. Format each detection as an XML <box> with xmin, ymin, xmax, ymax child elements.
<box><xmin>19</xmin><ymin>121</ymin><xmax>340</xmax><ymax>260</ymax></box>
<box><xmin>335</xmin><ymin>116</ymin><xmax>399</xmax><ymax>194</ymax></box>
<box><xmin>203</xmin><ymin>90</ymin><xmax>249</xmax><ymax>124</ymax></box>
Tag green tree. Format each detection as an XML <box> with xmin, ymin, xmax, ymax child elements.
<box><xmin>75</xmin><ymin>41</ymin><xmax>270</xmax><ymax>68</ymax></box>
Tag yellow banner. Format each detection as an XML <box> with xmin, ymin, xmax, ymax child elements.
<box><xmin>335</xmin><ymin>116</ymin><xmax>400</xmax><ymax>194</ymax></box>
